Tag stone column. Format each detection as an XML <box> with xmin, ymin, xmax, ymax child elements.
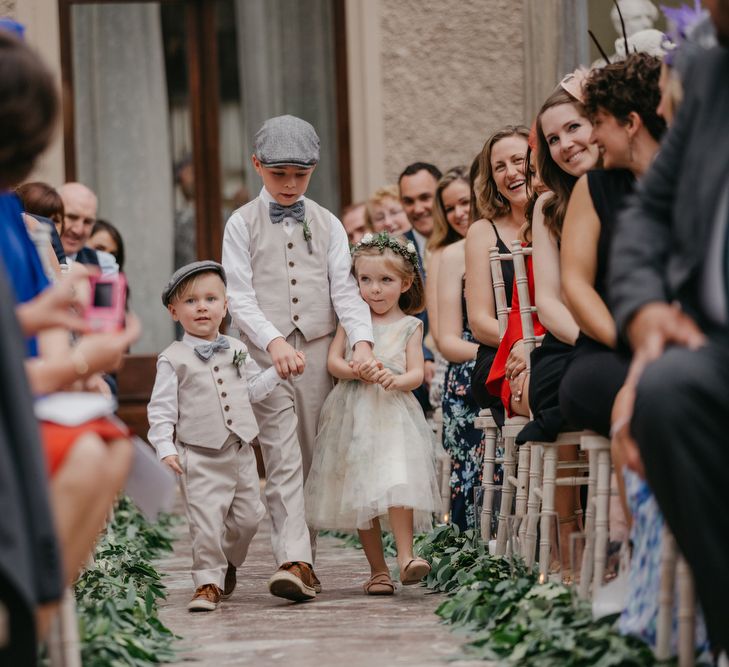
<box><xmin>522</xmin><ymin>0</ymin><xmax>589</xmax><ymax>122</ymax></box>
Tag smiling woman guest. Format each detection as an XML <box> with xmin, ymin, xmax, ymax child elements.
<box><xmin>559</xmin><ymin>52</ymin><xmax>666</xmax><ymax>439</ymax></box>
<box><xmin>464</xmin><ymin>126</ymin><xmax>530</xmax><ymax>415</ymax></box>
<box><xmin>436</xmin><ymin>127</ymin><xmax>531</xmax><ymax>529</ymax></box>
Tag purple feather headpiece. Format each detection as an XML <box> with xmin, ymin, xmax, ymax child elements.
<box><xmin>661</xmin><ymin>1</ymin><xmax>708</xmax><ymax>66</ymax></box>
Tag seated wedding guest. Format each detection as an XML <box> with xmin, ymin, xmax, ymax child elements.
<box><xmin>366</xmin><ymin>185</ymin><xmax>412</xmax><ymax>236</ymax></box>
<box><xmin>58</xmin><ymin>181</ymin><xmax>101</xmax><ymax>266</ymax></box>
<box><xmin>424</xmin><ymin>166</ymin><xmax>470</xmax><ymax>408</ymax></box>
<box><xmin>340</xmin><ymin>201</ymin><xmax>370</xmax><ymax>245</ymax></box>
<box><xmin>609</xmin><ymin>0</ymin><xmax>729</xmax><ymax>651</ymax></box>
<box><xmin>436</xmin><ymin>170</ymin><xmax>484</xmax><ymax>530</ymax></box>
<box><xmin>465</xmin><ymin>127</ymin><xmax>529</xmax><ymax>415</ymax></box>
<box><xmin>0</xmin><ymin>26</ymin><xmax>63</xmax><ymax>663</ymax></box>
<box><xmin>519</xmin><ymin>78</ymin><xmax>600</xmax><ymax>442</ymax></box>
<box><xmin>89</xmin><ymin>218</ymin><xmax>125</xmax><ymax>271</ymax></box>
<box><xmin>559</xmin><ymin>52</ymin><xmax>665</xmax><ymax>438</ymax></box>
<box><xmin>15</xmin><ymin>180</ymin><xmax>66</xmax><ymax>262</ymax></box>
<box><xmin>0</xmin><ymin>29</ymin><xmax>139</xmax><ymax>666</ymax></box>
<box><xmin>559</xmin><ymin>52</ymin><xmax>705</xmax><ymax>653</ymax></box>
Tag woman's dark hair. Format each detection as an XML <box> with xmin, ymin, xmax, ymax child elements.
<box><xmin>521</xmin><ymin>146</ymin><xmax>539</xmax><ymax>244</ymax></box>
<box><xmin>0</xmin><ymin>31</ymin><xmax>58</xmax><ymax>189</ymax></box>
<box><xmin>15</xmin><ymin>181</ymin><xmax>65</xmax><ymax>231</ymax></box>
<box><xmin>91</xmin><ymin>219</ymin><xmax>126</xmax><ymax>271</ymax></box>
<box><xmin>583</xmin><ymin>52</ymin><xmax>667</xmax><ymax>142</ymax></box>
<box><xmin>476</xmin><ymin>125</ymin><xmax>530</xmax><ymax>220</ymax></box>
<box><xmin>535</xmin><ymin>87</ymin><xmax>587</xmax><ymax>241</ymax></box>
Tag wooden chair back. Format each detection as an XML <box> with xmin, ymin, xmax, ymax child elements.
<box><xmin>510</xmin><ymin>240</ymin><xmax>538</xmax><ymax>365</ymax></box>
<box><xmin>488</xmin><ymin>245</ymin><xmax>511</xmax><ymax>341</ymax></box>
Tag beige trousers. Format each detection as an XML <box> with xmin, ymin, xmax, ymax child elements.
<box><xmin>242</xmin><ymin>329</ymin><xmax>334</xmax><ymax>566</ymax></box>
<box><xmin>178</xmin><ymin>434</ymin><xmax>265</xmax><ymax>589</ymax></box>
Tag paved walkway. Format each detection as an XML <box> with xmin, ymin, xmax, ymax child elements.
<box><xmin>156</xmin><ymin>497</ymin><xmax>487</xmax><ymax>667</ymax></box>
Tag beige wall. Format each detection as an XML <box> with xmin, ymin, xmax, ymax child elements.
<box><xmin>347</xmin><ymin>0</ymin><xmax>525</xmax><ymax>200</ymax></box>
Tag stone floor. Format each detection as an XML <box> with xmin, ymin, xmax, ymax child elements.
<box><xmin>156</xmin><ymin>497</ymin><xmax>489</xmax><ymax>667</ymax></box>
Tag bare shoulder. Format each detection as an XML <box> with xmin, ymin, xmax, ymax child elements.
<box><xmin>466</xmin><ymin>218</ymin><xmax>497</xmax><ymax>248</ymax></box>
<box><xmin>441</xmin><ymin>238</ymin><xmax>466</xmax><ymax>271</ymax></box>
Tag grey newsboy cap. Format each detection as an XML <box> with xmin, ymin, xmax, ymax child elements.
<box><xmin>254</xmin><ymin>115</ymin><xmax>320</xmax><ymax>168</ymax></box>
<box><xmin>162</xmin><ymin>260</ymin><xmax>227</xmax><ymax>306</ymax></box>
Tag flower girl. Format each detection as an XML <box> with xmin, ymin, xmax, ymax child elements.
<box><xmin>305</xmin><ymin>232</ymin><xmax>440</xmax><ymax>595</ymax></box>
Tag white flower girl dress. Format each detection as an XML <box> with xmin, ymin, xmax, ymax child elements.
<box><xmin>305</xmin><ymin>316</ymin><xmax>440</xmax><ymax>533</ymax></box>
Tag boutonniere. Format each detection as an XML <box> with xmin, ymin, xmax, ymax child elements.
<box><xmin>232</xmin><ymin>349</ymin><xmax>247</xmax><ymax>378</ymax></box>
<box><xmin>302</xmin><ymin>219</ymin><xmax>313</xmax><ymax>254</ymax></box>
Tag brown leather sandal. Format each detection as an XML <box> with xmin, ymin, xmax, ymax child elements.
<box><xmin>363</xmin><ymin>572</ymin><xmax>395</xmax><ymax>596</ymax></box>
<box><xmin>400</xmin><ymin>558</ymin><xmax>431</xmax><ymax>585</ymax></box>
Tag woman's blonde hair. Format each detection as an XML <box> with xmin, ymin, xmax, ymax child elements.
<box><xmin>352</xmin><ymin>241</ymin><xmax>425</xmax><ymax>315</ymax></box>
<box><xmin>427</xmin><ymin>165</ymin><xmax>470</xmax><ymax>253</ymax></box>
<box><xmin>476</xmin><ymin>125</ymin><xmax>530</xmax><ymax>220</ymax></box>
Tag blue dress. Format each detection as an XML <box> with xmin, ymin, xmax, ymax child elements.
<box><xmin>0</xmin><ymin>192</ymin><xmax>50</xmax><ymax>356</ymax></box>
<box><xmin>441</xmin><ymin>277</ymin><xmax>487</xmax><ymax>530</ymax></box>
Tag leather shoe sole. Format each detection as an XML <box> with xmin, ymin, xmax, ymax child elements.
<box><xmin>268</xmin><ymin>570</ymin><xmax>316</xmax><ymax>602</ymax></box>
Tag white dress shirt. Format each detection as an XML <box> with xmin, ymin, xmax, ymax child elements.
<box><xmin>147</xmin><ymin>332</ymin><xmax>280</xmax><ymax>460</ymax></box>
<box><xmin>222</xmin><ymin>187</ymin><xmax>373</xmax><ymax>352</ymax></box>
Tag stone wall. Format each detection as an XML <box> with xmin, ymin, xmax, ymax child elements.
<box><xmin>0</xmin><ymin>0</ymin><xmax>16</xmax><ymax>16</ymax></box>
<box><xmin>379</xmin><ymin>0</ymin><xmax>524</xmax><ymax>182</ymax></box>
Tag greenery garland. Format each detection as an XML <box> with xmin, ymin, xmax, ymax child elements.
<box><xmin>72</xmin><ymin>497</ymin><xmax>179</xmax><ymax>666</ymax></box>
<box><xmin>411</xmin><ymin>524</ymin><xmax>666</xmax><ymax>666</ymax></box>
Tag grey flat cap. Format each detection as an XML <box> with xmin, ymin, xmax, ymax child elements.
<box><xmin>254</xmin><ymin>115</ymin><xmax>320</xmax><ymax>168</ymax></box>
<box><xmin>162</xmin><ymin>260</ymin><xmax>227</xmax><ymax>306</ymax></box>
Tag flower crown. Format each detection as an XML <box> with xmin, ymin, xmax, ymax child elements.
<box><xmin>352</xmin><ymin>232</ymin><xmax>419</xmax><ymax>270</ymax></box>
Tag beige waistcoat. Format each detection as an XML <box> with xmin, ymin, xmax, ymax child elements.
<box><xmin>244</xmin><ymin>196</ymin><xmax>336</xmax><ymax>342</ymax></box>
<box><xmin>164</xmin><ymin>336</ymin><xmax>259</xmax><ymax>449</ymax></box>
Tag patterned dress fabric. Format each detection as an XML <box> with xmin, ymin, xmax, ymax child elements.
<box><xmin>305</xmin><ymin>316</ymin><xmax>440</xmax><ymax>533</ymax></box>
<box><xmin>441</xmin><ymin>279</ymin><xmax>488</xmax><ymax>530</ymax></box>
<box><xmin>619</xmin><ymin>469</ymin><xmax>708</xmax><ymax>653</ymax></box>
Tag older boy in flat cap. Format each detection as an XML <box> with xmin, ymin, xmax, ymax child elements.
<box><xmin>148</xmin><ymin>261</ymin><xmax>280</xmax><ymax>611</ymax></box>
<box><xmin>222</xmin><ymin>115</ymin><xmax>374</xmax><ymax>601</ymax></box>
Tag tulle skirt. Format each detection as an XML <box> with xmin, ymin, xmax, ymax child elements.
<box><xmin>305</xmin><ymin>379</ymin><xmax>440</xmax><ymax>533</ymax></box>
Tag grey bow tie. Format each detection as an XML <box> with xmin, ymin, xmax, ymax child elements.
<box><xmin>194</xmin><ymin>336</ymin><xmax>230</xmax><ymax>361</ymax></box>
<box><xmin>269</xmin><ymin>200</ymin><xmax>305</xmax><ymax>224</ymax></box>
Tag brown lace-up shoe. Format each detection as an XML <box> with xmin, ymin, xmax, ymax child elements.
<box><xmin>222</xmin><ymin>562</ymin><xmax>236</xmax><ymax>599</ymax></box>
<box><xmin>268</xmin><ymin>561</ymin><xmax>316</xmax><ymax>601</ymax></box>
<box><xmin>187</xmin><ymin>584</ymin><xmax>222</xmax><ymax>611</ymax></box>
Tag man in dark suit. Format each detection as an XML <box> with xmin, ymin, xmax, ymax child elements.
<box><xmin>399</xmin><ymin>162</ymin><xmax>442</xmax><ymax>412</ymax></box>
<box><xmin>58</xmin><ymin>181</ymin><xmax>100</xmax><ymax>266</ymax></box>
<box><xmin>609</xmin><ymin>0</ymin><xmax>729</xmax><ymax>649</ymax></box>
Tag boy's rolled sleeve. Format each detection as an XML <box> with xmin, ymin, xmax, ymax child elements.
<box><xmin>245</xmin><ymin>356</ymin><xmax>281</xmax><ymax>403</ymax></box>
<box><xmin>147</xmin><ymin>356</ymin><xmax>179</xmax><ymax>460</ymax></box>
<box><xmin>327</xmin><ymin>214</ymin><xmax>374</xmax><ymax>347</ymax></box>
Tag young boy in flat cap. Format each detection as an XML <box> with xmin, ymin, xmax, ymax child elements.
<box><xmin>222</xmin><ymin>115</ymin><xmax>374</xmax><ymax>601</ymax></box>
<box><xmin>147</xmin><ymin>260</ymin><xmax>280</xmax><ymax>611</ymax></box>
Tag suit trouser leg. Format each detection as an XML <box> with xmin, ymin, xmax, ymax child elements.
<box><xmin>179</xmin><ymin>443</ymin><xmax>252</xmax><ymax>589</ymax></box>
<box><xmin>222</xmin><ymin>442</ymin><xmax>266</xmax><ymax>567</ymax></box>
<box><xmin>290</xmin><ymin>331</ymin><xmax>335</xmax><ymax>562</ymax></box>
<box><xmin>632</xmin><ymin>341</ymin><xmax>729</xmax><ymax>650</ymax></box>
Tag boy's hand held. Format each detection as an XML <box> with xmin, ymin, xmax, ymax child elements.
<box><xmin>162</xmin><ymin>454</ymin><xmax>183</xmax><ymax>475</ymax></box>
<box><xmin>267</xmin><ymin>337</ymin><xmax>305</xmax><ymax>379</ymax></box>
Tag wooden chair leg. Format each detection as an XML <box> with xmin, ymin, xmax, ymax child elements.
<box><xmin>495</xmin><ymin>433</ymin><xmax>516</xmax><ymax>555</ymax></box>
<box><xmin>480</xmin><ymin>423</ymin><xmax>498</xmax><ymax>540</ymax></box>
<box><xmin>656</xmin><ymin>528</ymin><xmax>678</xmax><ymax>662</ymax></box>
<box><xmin>578</xmin><ymin>449</ymin><xmax>598</xmax><ymax>600</ymax></box>
<box><xmin>538</xmin><ymin>445</ymin><xmax>558</xmax><ymax>579</ymax></box>
<box><xmin>592</xmin><ymin>447</ymin><xmax>612</xmax><ymax>601</ymax></box>
<box><xmin>47</xmin><ymin>588</ymin><xmax>82</xmax><ymax>667</ymax></box>
<box><xmin>515</xmin><ymin>443</ymin><xmax>531</xmax><ymax>546</ymax></box>
<box><xmin>677</xmin><ymin>556</ymin><xmax>696</xmax><ymax>667</ymax></box>
<box><xmin>523</xmin><ymin>442</ymin><xmax>542</xmax><ymax>566</ymax></box>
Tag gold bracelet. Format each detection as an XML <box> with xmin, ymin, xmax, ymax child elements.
<box><xmin>70</xmin><ymin>348</ymin><xmax>89</xmax><ymax>376</ymax></box>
